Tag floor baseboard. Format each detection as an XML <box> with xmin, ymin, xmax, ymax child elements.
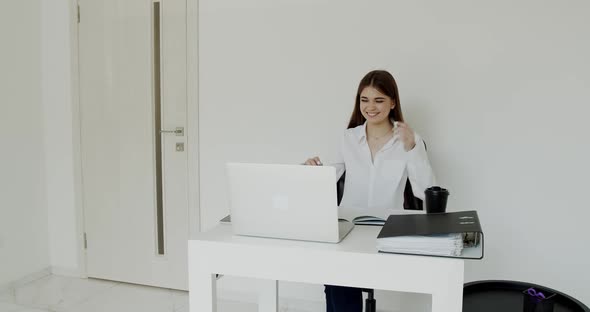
<box><xmin>51</xmin><ymin>266</ymin><xmax>85</xmax><ymax>278</ymax></box>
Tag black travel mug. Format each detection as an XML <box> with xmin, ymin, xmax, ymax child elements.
<box><xmin>425</xmin><ymin>186</ymin><xmax>450</xmax><ymax>213</ymax></box>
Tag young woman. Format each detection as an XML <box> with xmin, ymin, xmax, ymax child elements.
<box><xmin>304</xmin><ymin>70</ymin><xmax>436</xmax><ymax>312</ymax></box>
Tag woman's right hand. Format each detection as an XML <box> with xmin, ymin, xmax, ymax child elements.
<box><xmin>304</xmin><ymin>156</ymin><xmax>323</xmax><ymax>166</ymax></box>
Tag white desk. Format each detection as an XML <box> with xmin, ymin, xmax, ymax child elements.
<box><xmin>189</xmin><ymin>224</ymin><xmax>464</xmax><ymax>312</ymax></box>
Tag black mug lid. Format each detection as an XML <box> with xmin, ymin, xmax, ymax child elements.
<box><xmin>425</xmin><ymin>186</ymin><xmax>449</xmax><ymax>195</ymax></box>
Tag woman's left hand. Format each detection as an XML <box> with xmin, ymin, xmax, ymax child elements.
<box><xmin>394</xmin><ymin>122</ymin><xmax>416</xmax><ymax>151</ymax></box>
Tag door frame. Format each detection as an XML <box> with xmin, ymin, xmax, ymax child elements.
<box><xmin>69</xmin><ymin>0</ymin><xmax>201</xmax><ymax>278</ymax></box>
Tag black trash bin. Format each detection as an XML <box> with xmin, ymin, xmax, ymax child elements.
<box><xmin>463</xmin><ymin>280</ymin><xmax>589</xmax><ymax>312</ymax></box>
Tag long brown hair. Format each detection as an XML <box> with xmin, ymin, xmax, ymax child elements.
<box><xmin>347</xmin><ymin>70</ymin><xmax>404</xmax><ymax>129</ymax></box>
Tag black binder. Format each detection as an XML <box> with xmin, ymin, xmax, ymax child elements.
<box><xmin>376</xmin><ymin>210</ymin><xmax>484</xmax><ymax>259</ymax></box>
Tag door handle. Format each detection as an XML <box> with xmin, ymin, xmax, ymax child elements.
<box><xmin>159</xmin><ymin>127</ymin><xmax>184</xmax><ymax>136</ymax></box>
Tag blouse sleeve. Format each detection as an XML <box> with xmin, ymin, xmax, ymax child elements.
<box><xmin>406</xmin><ymin>132</ymin><xmax>436</xmax><ymax>200</ymax></box>
<box><xmin>332</xmin><ymin>132</ymin><xmax>346</xmax><ymax>180</ymax></box>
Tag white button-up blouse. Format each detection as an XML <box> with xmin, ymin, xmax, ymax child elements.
<box><xmin>333</xmin><ymin>122</ymin><xmax>436</xmax><ymax>218</ymax></box>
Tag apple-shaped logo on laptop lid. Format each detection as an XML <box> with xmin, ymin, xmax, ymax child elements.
<box><xmin>272</xmin><ymin>194</ymin><xmax>289</xmax><ymax>211</ymax></box>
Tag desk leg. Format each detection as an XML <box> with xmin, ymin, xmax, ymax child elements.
<box><xmin>189</xmin><ymin>272</ymin><xmax>217</xmax><ymax>312</ymax></box>
<box><xmin>258</xmin><ymin>279</ymin><xmax>278</xmax><ymax>312</ymax></box>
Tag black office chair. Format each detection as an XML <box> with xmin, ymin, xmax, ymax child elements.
<box><xmin>336</xmin><ymin>167</ymin><xmax>424</xmax><ymax>312</ymax></box>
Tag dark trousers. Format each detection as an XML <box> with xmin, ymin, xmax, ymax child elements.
<box><xmin>324</xmin><ymin>285</ymin><xmax>363</xmax><ymax>312</ymax></box>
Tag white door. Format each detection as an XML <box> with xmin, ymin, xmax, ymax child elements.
<box><xmin>78</xmin><ymin>0</ymin><xmax>190</xmax><ymax>290</ymax></box>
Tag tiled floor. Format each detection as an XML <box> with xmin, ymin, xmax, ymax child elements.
<box><xmin>0</xmin><ymin>274</ymin><xmax>261</xmax><ymax>312</ymax></box>
<box><xmin>1</xmin><ymin>274</ymin><xmax>430</xmax><ymax>312</ymax></box>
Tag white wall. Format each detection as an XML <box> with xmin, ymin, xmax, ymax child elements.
<box><xmin>0</xmin><ymin>0</ymin><xmax>80</xmax><ymax>286</ymax></box>
<box><xmin>41</xmin><ymin>0</ymin><xmax>81</xmax><ymax>276</ymax></box>
<box><xmin>0</xmin><ymin>0</ymin><xmax>51</xmax><ymax>286</ymax></box>
<box><xmin>199</xmin><ymin>0</ymin><xmax>590</xmax><ymax>307</ymax></box>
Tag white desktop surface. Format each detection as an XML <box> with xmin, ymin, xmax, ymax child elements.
<box><xmin>189</xmin><ymin>223</ymin><xmax>465</xmax><ymax>312</ymax></box>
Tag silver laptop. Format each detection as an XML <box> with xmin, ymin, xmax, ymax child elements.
<box><xmin>226</xmin><ymin>163</ymin><xmax>354</xmax><ymax>243</ymax></box>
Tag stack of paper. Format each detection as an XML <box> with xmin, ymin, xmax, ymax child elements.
<box><xmin>338</xmin><ymin>206</ymin><xmax>425</xmax><ymax>226</ymax></box>
<box><xmin>376</xmin><ymin>233</ymin><xmax>464</xmax><ymax>257</ymax></box>
<box><xmin>375</xmin><ymin>211</ymin><xmax>484</xmax><ymax>259</ymax></box>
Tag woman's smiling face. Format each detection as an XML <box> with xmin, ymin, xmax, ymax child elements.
<box><xmin>359</xmin><ymin>86</ymin><xmax>394</xmax><ymax>125</ymax></box>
